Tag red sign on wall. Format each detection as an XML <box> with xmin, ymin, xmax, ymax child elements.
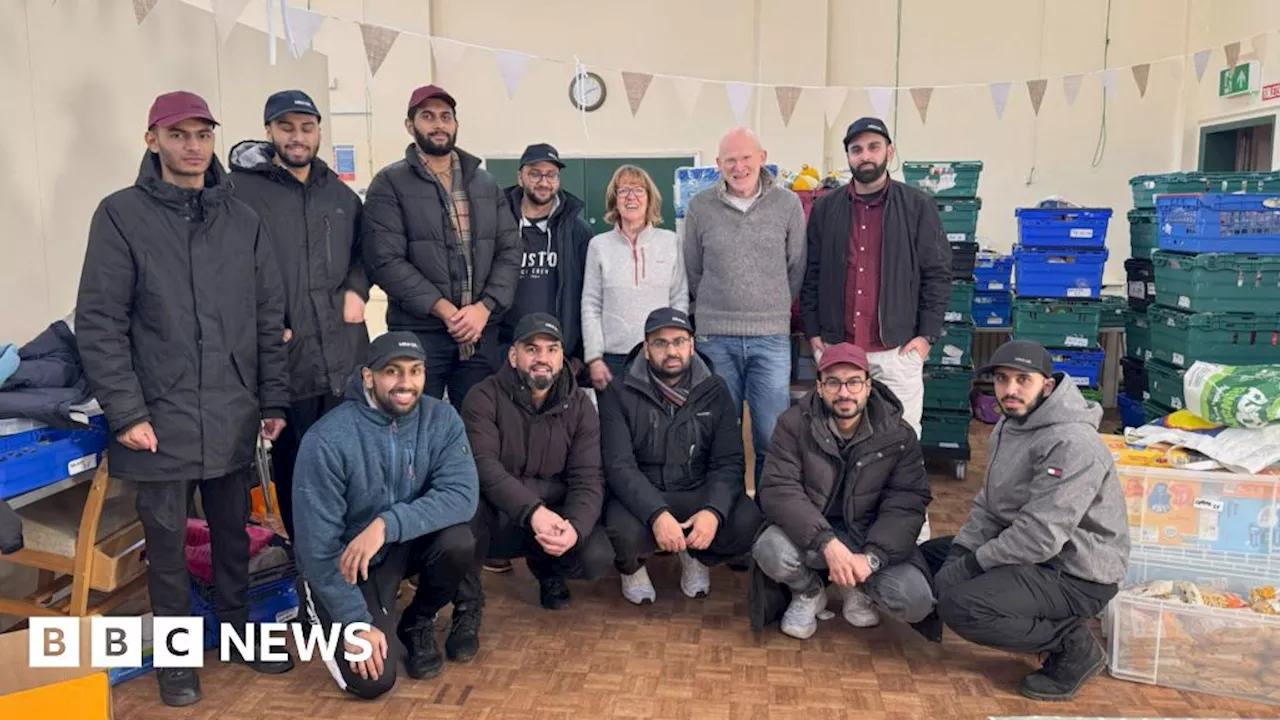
<box><xmin>1263</xmin><ymin>83</ymin><xmax>1280</xmax><ymax>102</ymax></box>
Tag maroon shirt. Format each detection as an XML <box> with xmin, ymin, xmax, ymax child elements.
<box><xmin>843</xmin><ymin>185</ymin><xmax>889</xmax><ymax>352</ymax></box>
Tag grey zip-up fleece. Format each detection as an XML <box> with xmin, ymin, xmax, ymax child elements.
<box><xmin>682</xmin><ymin>170</ymin><xmax>807</xmax><ymax>336</ymax></box>
<box><xmin>581</xmin><ymin>226</ymin><xmax>689</xmax><ymax>362</ymax></box>
<box><xmin>953</xmin><ymin>376</ymin><xmax>1130</xmax><ymax>585</ymax></box>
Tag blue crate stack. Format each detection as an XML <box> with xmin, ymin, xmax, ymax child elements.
<box><xmin>972</xmin><ymin>250</ymin><xmax>1013</xmax><ymax>327</ymax></box>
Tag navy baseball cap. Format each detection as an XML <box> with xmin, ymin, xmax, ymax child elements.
<box><xmin>264</xmin><ymin>89</ymin><xmax>321</xmax><ymax>124</ymax></box>
<box><xmin>513</xmin><ymin>313</ymin><xmax>564</xmax><ymax>344</ymax></box>
<box><xmin>843</xmin><ymin>116</ymin><xmax>892</xmax><ymax>148</ymax></box>
<box><xmin>644</xmin><ymin>308</ymin><xmax>693</xmax><ymax>336</ymax></box>
<box><xmin>366</xmin><ymin>332</ymin><xmax>426</xmax><ymax>370</ymax></box>
<box><xmin>520</xmin><ymin>143</ymin><xmax>565</xmax><ymax>169</ymax></box>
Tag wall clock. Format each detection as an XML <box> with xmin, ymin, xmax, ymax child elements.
<box><xmin>569</xmin><ymin>71</ymin><xmax>607</xmax><ymax>112</ymax></box>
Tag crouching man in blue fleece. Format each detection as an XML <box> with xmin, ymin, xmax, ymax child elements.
<box><xmin>293</xmin><ymin>332</ymin><xmax>479</xmax><ymax>699</ymax></box>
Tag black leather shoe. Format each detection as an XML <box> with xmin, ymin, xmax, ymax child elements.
<box><xmin>539</xmin><ymin>576</ymin><xmax>571</xmax><ymax>610</ymax></box>
<box><xmin>445</xmin><ymin>606</ymin><xmax>482</xmax><ymax>662</ymax></box>
<box><xmin>157</xmin><ymin>668</ymin><xmax>202</xmax><ymax>707</ymax></box>
<box><xmin>397</xmin><ymin>616</ymin><xmax>444</xmax><ymax>679</ymax></box>
<box><xmin>1018</xmin><ymin>627</ymin><xmax>1107</xmax><ymax>701</ymax></box>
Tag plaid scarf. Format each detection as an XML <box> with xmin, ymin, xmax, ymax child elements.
<box><xmin>421</xmin><ymin>149</ymin><xmax>476</xmax><ymax>359</ymax></box>
<box><xmin>649</xmin><ymin>365</ymin><xmax>692</xmax><ymax>409</ymax></box>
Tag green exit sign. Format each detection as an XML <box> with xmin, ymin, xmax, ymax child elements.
<box><xmin>1220</xmin><ymin>61</ymin><xmax>1261</xmax><ymax>97</ymax></box>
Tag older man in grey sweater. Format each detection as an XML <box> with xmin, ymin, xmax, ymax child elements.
<box><xmin>683</xmin><ymin>128</ymin><xmax>806</xmax><ymax>481</ymax></box>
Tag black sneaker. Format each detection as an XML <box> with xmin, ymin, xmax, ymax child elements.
<box><xmin>229</xmin><ymin>648</ymin><xmax>295</xmax><ymax>675</ymax></box>
<box><xmin>1018</xmin><ymin>627</ymin><xmax>1107</xmax><ymax>701</ymax></box>
<box><xmin>396</xmin><ymin>615</ymin><xmax>444</xmax><ymax>679</ymax></box>
<box><xmin>156</xmin><ymin>668</ymin><xmax>202</xmax><ymax>707</ymax></box>
<box><xmin>539</xmin><ymin>576</ymin><xmax>571</xmax><ymax>610</ymax></box>
<box><xmin>445</xmin><ymin>606</ymin><xmax>482</xmax><ymax>662</ymax></box>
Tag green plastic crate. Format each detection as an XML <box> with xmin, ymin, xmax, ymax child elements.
<box><xmin>1147</xmin><ymin>305</ymin><xmax>1280</xmax><ymax>368</ymax></box>
<box><xmin>1098</xmin><ymin>295</ymin><xmax>1127</xmax><ymax>328</ymax></box>
<box><xmin>1080</xmin><ymin>387</ymin><xmax>1103</xmax><ymax>404</ymax></box>
<box><xmin>902</xmin><ymin>161</ymin><xmax>983</xmax><ymax>198</ymax></box>
<box><xmin>1152</xmin><ymin>250</ymin><xmax>1280</xmax><ymax>313</ymax></box>
<box><xmin>945</xmin><ymin>281</ymin><xmax>975</xmax><ymax>323</ymax></box>
<box><xmin>1124</xmin><ymin>309</ymin><xmax>1151</xmax><ymax>361</ymax></box>
<box><xmin>1012</xmin><ymin>299</ymin><xmax>1102</xmax><ymax>349</ymax></box>
<box><xmin>923</xmin><ymin>367</ymin><xmax>973</xmax><ymax>412</ymax></box>
<box><xmin>1128</xmin><ymin>209</ymin><xmax>1158</xmax><ymax>259</ymax></box>
<box><xmin>1144</xmin><ymin>358</ymin><xmax>1186</xmax><ymax>411</ymax></box>
<box><xmin>921</xmin><ymin>410</ymin><xmax>971</xmax><ymax>450</ymax></box>
<box><xmin>1142</xmin><ymin>398</ymin><xmax>1175</xmax><ymax>424</ymax></box>
<box><xmin>937</xmin><ymin>198</ymin><xmax>982</xmax><ymax>240</ymax></box>
<box><xmin>1129</xmin><ymin>171</ymin><xmax>1280</xmax><ymax>209</ymax></box>
<box><xmin>926</xmin><ymin>322</ymin><xmax>975</xmax><ymax>368</ymax></box>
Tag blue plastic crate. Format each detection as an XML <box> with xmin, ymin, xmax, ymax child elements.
<box><xmin>973</xmin><ymin>251</ymin><xmax>1013</xmax><ymax>291</ymax></box>
<box><xmin>1157</xmin><ymin>192</ymin><xmax>1280</xmax><ymax>254</ymax></box>
<box><xmin>1118</xmin><ymin>394</ymin><xmax>1145</xmax><ymax>429</ymax></box>
<box><xmin>0</xmin><ymin>415</ymin><xmax>110</xmax><ymax>500</ymax></box>
<box><xmin>972</xmin><ymin>291</ymin><xmax>1011</xmax><ymax>327</ymax></box>
<box><xmin>1047</xmin><ymin>348</ymin><xmax>1105</xmax><ymax>387</ymax></box>
<box><xmin>1012</xmin><ymin>245</ymin><xmax>1108</xmax><ymax>299</ymax></box>
<box><xmin>193</xmin><ymin>574</ymin><xmax>300</xmax><ymax>650</ymax></box>
<box><xmin>1015</xmin><ymin>207</ymin><xmax>1113</xmax><ymax>248</ymax></box>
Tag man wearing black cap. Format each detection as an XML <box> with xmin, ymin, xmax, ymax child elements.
<box><xmin>928</xmin><ymin>339</ymin><xmax>1129</xmax><ymax>701</ymax></box>
<box><xmin>452</xmin><ymin>312</ymin><xmax>612</xmax><ymax>657</ymax></box>
<box><xmin>597</xmin><ymin>307</ymin><xmax>761</xmax><ymax>604</ymax></box>
<box><xmin>229</xmin><ymin>89</ymin><xmax>368</xmax><ymax>539</ymax></box>
<box><xmin>75</xmin><ymin>90</ymin><xmax>293</xmax><ymax>706</ymax></box>
<box><xmin>292</xmin><ymin>331</ymin><xmax>479</xmax><ymax>698</ymax></box>
<box><xmin>363</xmin><ymin>84</ymin><xmax>521</xmax><ymax>414</ymax></box>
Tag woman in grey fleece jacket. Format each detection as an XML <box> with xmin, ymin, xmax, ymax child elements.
<box><xmin>581</xmin><ymin>165</ymin><xmax>688</xmax><ymax>389</ymax></box>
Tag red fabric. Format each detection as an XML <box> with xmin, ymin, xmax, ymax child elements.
<box><xmin>184</xmin><ymin>519</ymin><xmax>278</xmax><ymax>585</ymax></box>
<box><xmin>843</xmin><ymin>186</ymin><xmax>889</xmax><ymax>352</ymax></box>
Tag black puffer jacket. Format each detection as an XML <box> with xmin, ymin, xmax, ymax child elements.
<box><xmin>75</xmin><ymin>152</ymin><xmax>288</xmax><ymax>482</ymax></box>
<box><xmin>597</xmin><ymin>345</ymin><xmax>744</xmax><ymax>526</ymax></box>
<box><xmin>229</xmin><ymin>140</ymin><xmax>368</xmax><ymax>401</ymax></box>
<box><xmin>363</xmin><ymin>145</ymin><xmax>521</xmax><ymax>333</ymax></box>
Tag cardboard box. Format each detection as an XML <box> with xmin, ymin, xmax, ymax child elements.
<box><xmin>0</xmin><ymin>617</ymin><xmax>112</xmax><ymax>719</ymax></box>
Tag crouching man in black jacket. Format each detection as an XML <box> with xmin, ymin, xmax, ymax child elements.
<box><xmin>598</xmin><ymin>308</ymin><xmax>762</xmax><ymax>604</ymax></box>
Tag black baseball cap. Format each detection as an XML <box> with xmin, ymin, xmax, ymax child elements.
<box><xmin>264</xmin><ymin>89</ymin><xmax>321</xmax><ymax>124</ymax></box>
<box><xmin>519</xmin><ymin>143</ymin><xmax>565</xmax><ymax>169</ymax></box>
<box><xmin>366</xmin><ymin>331</ymin><xmax>426</xmax><ymax>370</ymax></box>
<box><xmin>843</xmin><ymin>116</ymin><xmax>892</xmax><ymax>148</ymax></box>
<box><xmin>978</xmin><ymin>339</ymin><xmax>1054</xmax><ymax>378</ymax></box>
<box><xmin>512</xmin><ymin>313</ymin><xmax>564</xmax><ymax>344</ymax></box>
<box><xmin>644</xmin><ymin>308</ymin><xmax>693</xmax><ymax>336</ymax></box>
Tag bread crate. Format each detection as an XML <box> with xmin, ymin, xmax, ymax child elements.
<box><xmin>1157</xmin><ymin>193</ymin><xmax>1280</xmax><ymax>254</ymax></box>
<box><xmin>1124</xmin><ymin>309</ymin><xmax>1151</xmax><ymax>361</ymax></box>
<box><xmin>1011</xmin><ymin>298</ymin><xmax>1102</xmax><ymax>349</ymax></box>
<box><xmin>1015</xmin><ymin>207</ymin><xmax>1113</xmax><ymax>248</ymax></box>
<box><xmin>902</xmin><ymin>161</ymin><xmax>983</xmax><ymax>198</ymax></box>
<box><xmin>945</xmin><ymin>280</ymin><xmax>975</xmax><ymax>323</ymax></box>
<box><xmin>1152</xmin><ymin>250</ymin><xmax>1280</xmax><ymax>313</ymax></box>
<box><xmin>1147</xmin><ymin>305</ymin><xmax>1280</xmax><ymax>369</ymax></box>
<box><xmin>937</xmin><ymin>198</ymin><xmax>982</xmax><ymax>240</ymax></box>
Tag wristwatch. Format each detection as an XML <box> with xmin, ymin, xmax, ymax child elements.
<box><xmin>866</xmin><ymin>553</ymin><xmax>882</xmax><ymax>573</ymax></box>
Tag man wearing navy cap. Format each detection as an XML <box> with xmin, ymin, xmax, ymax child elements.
<box><xmin>597</xmin><ymin>308</ymin><xmax>761</xmax><ymax>604</ymax></box>
<box><xmin>363</xmin><ymin>84</ymin><xmax>521</xmax><ymax>414</ymax></box>
<box><xmin>230</xmin><ymin>89</ymin><xmax>368</xmax><ymax>539</ymax></box>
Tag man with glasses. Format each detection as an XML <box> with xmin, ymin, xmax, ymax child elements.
<box><xmin>749</xmin><ymin>343</ymin><xmax>934</xmax><ymax>641</ymax></box>
<box><xmin>597</xmin><ymin>308</ymin><xmax>761</xmax><ymax>604</ymax></box>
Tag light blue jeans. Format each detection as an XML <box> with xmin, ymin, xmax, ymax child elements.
<box><xmin>696</xmin><ymin>334</ymin><xmax>792</xmax><ymax>481</ymax></box>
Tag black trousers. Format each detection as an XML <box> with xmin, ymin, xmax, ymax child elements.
<box><xmin>300</xmin><ymin>524</ymin><xmax>474</xmax><ymax>700</ymax></box>
<box><xmin>454</xmin><ymin>498</ymin><xmax>614</xmax><ymax>609</ymax></box>
<box><xmin>926</xmin><ymin>536</ymin><xmax>1118</xmax><ymax>655</ymax></box>
<box><xmin>135</xmin><ymin>470</ymin><xmax>252</xmax><ymax>628</ymax></box>
<box><xmin>604</xmin><ymin>488</ymin><xmax>762</xmax><ymax>574</ymax></box>
<box><xmin>271</xmin><ymin>393</ymin><xmax>344</xmax><ymax>539</ymax></box>
<box><xmin>417</xmin><ymin>326</ymin><xmax>500</xmax><ymax>412</ymax></box>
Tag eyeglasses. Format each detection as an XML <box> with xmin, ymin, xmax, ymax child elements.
<box><xmin>617</xmin><ymin>186</ymin><xmax>647</xmax><ymax>198</ymax></box>
<box><xmin>821</xmin><ymin>377</ymin><xmax>867</xmax><ymax>393</ymax></box>
<box><xmin>527</xmin><ymin>170</ymin><xmax>560</xmax><ymax>183</ymax></box>
<box><xmin>647</xmin><ymin>337</ymin><xmax>689</xmax><ymax>352</ymax></box>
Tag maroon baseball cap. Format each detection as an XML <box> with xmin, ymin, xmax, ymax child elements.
<box><xmin>816</xmin><ymin>343</ymin><xmax>870</xmax><ymax>374</ymax></box>
<box><xmin>407</xmin><ymin>84</ymin><xmax>457</xmax><ymax>114</ymax></box>
<box><xmin>148</xmin><ymin>91</ymin><xmax>218</xmax><ymax>129</ymax></box>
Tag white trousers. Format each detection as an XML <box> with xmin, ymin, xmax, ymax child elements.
<box><xmin>866</xmin><ymin>346</ymin><xmax>930</xmax><ymax>543</ymax></box>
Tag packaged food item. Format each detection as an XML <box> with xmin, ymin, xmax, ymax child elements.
<box><xmin>1099</xmin><ymin>433</ymin><xmax>1201</xmax><ymax>468</ymax></box>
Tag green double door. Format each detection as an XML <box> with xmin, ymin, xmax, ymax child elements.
<box><xmin>486</xmin><ymin>155</ymin><xmax>696</xmax><ymax>235</ymax></box>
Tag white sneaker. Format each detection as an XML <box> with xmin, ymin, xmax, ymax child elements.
<box><xmin>620</xmin><ymin>566</ymin><xmax>656</xmax><ymax>605</ymax></box>
<box><xmin>841</xmin><ymin>586</ymin><xmax>881</xmax><ymax>628</ymax></box>
<box><xmin>780</xmin><ymin>587</ymin><xmax>827</xmax><ymax>639</ymax></box>
<box><xmin>677</xmin><ymin>551</ymin><xmax>711</xmax><ymax>598</ymax></box>
<box><xmin>917</xmin><ymin>513</ymin><xmax>932</xmax><ymax>544</ymax></box>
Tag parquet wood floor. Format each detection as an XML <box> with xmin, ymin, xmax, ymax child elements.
<box><xmin>111</xmin><ymin>419</ymin><xmax>1278</xmax><ymax>719</ymax></box>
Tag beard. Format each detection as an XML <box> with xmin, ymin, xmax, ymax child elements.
<box><xmin>1001</xmin><ymin>388</ymin><xmax>1050</xmax><ymax>419</ymax></box>
<box><xmin>371</xmin><ymin>385</ymin><xmax>421</xmax><ymax>417</ymax></box>
<box><xmin>273</xmin><ymin>141</ymin><xmax>316</xmax><ymax>169</ymax></box>
<box><xmin>851</xmin><ymin>159</ymin><xmax>888</xmax><ymax>185</ymax></box>
<box><xmin>524</xmin><ymin>185</ymin><xmax>556</xmax><ymax>207</ymax></box>
<box><xmin>520</xmin><ymin>365</ymin><xmax>556</xmax><ymax>391</ymax></box>
<box><xmin>649</xmin><ymin>357</ymin><xmax>689</xmax><ymax>381</ymax></box>
<box><xmin>414</xmin><ymin>127</ymin><xmax>456</xmax><ymax>157</ymax></box>
<box><xmin>828</xmin><ymin>398</ymin><xmax>863</xmax><ymax>420</ymax></box>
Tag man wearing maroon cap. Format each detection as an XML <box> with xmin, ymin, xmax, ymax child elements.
<box><xmin>363</xmin><ymin>84</ymin><xmax>521</xmax><ymax>412</ymax></box>
<box><xmin>747</xmin><ymin>343</ymin><xmax>937</xmax><ymax>642</ymax></box>
<box><xmin>76</xmin><ymin>90</ymin><xmax>293</xmax><ymax>707</ymax></box>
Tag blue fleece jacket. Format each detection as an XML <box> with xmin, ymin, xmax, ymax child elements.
<box><xmin>292</xmin><ymin>376</ymin><xmax>479</xmax><ymax>625</ymax></box>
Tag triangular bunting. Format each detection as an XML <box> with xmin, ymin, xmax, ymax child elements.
<box><xmin>672</xmin><ymin>77</ymin><xmax>704</xmax><ymax>116</ymax></box>
<box><xmin>431</xmin><ymin>36</ymin><xmax>468</xmax><ymax>70</ymax></box>
<box><xmin>824</xmin><ymin>87</ymin><xmax>848</xmax><ymax>127</ymax></box>
<box><xmin>132</xmin><ymin>0</ymin><xmax>158</xmax><ymax>24</ymax></box>
<box><xmin>281</xmin><ymin>3</ymin><xmax>325</xmax><ymax>60</ymax></box>
<box><xmin>866</xmin><ymin>87</ymin><xmax>893</xmax><ymax>120</ymax></box>
<box><xmin>724</xmin><ymin>82</ymin><xmax>753</xmax><ymax>125</ymax></box>
<box><xmin>774</xmin><ymin>86</ymin><xmax>802</xmax><ymax>127</ymax></box>
<box><xmin>1026</xmin><ymin>79</ymin><xmax>1048</xmax><ymax>116</ymax></box>
<box><xmin>212</xmin><ymin>0</ymin><xmax>252</xmax><ymax>44</ymax></box>
<box><xmin>496</xmin><ymin>50</ymin><xmax>533</xmax><ymax>100</ymax></box>
<box><xmin>359</xmin><ymin>23</ymin><xmax>399</xmax><ymax>77</ymax></box>
<box><xmin>1253</xmin><ymin>33</ymin><xmax>1270</xmax><ymax>64</ymax></box>
<box><xmin>1131</xmin><ymin>63</ymin><xmax>1151</xmax><ymax>98</ymax></box>
<box><xmin>621</xmin><ymin>72</ymin><xmax>654</xmax><ymax>116</ymax></box>
<box><xmin>989</xmin><ymin>81</ymin><xmax>1012</xmax><ymax>119</ymax></box>
<box><xmin>1063</xmin><ymin>74</ymin><xmax>1083</xmax><ymax>107</ymax></box>
<box><xmin>1225</xmin><ymin>41</ymin><xmax>1241</xmax><ymax>68</ymax></box>
<box><xmin>1100</xmin><ymin>68</ymin><xmax>1119</xmax><ymax>98</ymax></box>
<box><xmin>1194</xmin><ymin>49</ymin><xmax>1212</xmax><ymax>82</ymax></box>
<box><xmin>909</xmin><ymin>87</ymin><xmax>933</xmax><ymax>124</ymax></box>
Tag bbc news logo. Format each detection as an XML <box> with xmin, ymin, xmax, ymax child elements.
<box><xmin>28</xmin><ymin>617</ymin><xmax>374</xmax><ymax>668</ymax></box>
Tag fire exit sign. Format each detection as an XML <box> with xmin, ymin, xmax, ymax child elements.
<box><xmin>1219</xmin><ymin>61</ymin><xmax>1261</xmax><ymax>97</ymax></box>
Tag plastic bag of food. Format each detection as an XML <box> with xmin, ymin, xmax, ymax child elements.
<box><xmin>1184</xmin><ymin>361</ymin><xmax>1280</xmax><ymax>429</ymax></box>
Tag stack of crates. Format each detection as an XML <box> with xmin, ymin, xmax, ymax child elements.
<box><xmin>1011</xmin><ymin>205</ymin><xmax>1113</xmax><ymax>393</ymax></box>
<box><xmin>972</xmin><ymin>250</ymin><xmax>1014</xmax><ymax>327</ymax></box>
<box><xmin>904</xmin><ymin>161</ymin><xmax>984</xmax><ymax>465</ymax></box>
